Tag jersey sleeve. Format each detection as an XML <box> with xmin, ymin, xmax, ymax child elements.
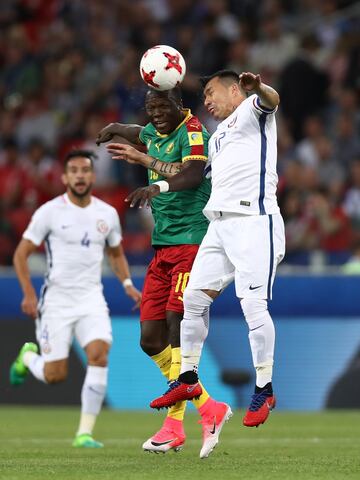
<box><xmin>23</xmin><ymin>204</ymin><xmax>51</xmax><ymax>246</ymax></box>
<box><xmin>249</xmin><ymin>94</ymin><xmax>278</xmax><ymax>116</ymax></box>
<box><xmin>106</xmin><ymin>209</ymin><xmax>122</xmax><ymax>247</ymax></box>
<box><xmin>138</xmin><ymin>123</ymin><xmax>152</xmax><ymax>146</ymax></box>
<box><xmin>180</xmin><ymin>117</ymin><xmax>209</xmax><ymax>163</ymax></box>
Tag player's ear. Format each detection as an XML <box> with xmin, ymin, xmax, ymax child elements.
<box><xmin>61</xmin><ymin>172</ymin><xmax>68</xmax><ymax>187</ymax></box>
<box><xmin>235</xmin><ymin>82</ymin><xmax>247</xmax><ymax>99</ymax></box>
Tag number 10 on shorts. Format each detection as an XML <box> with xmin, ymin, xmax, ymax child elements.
<box><xmin>175</xmin><ymin>272</ymin><xmax>190</xmax><ymax>301</ymax></box>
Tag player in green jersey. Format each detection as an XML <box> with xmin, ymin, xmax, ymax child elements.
<box><xmin>96</xmin><ymin>88</ymin><xmax>231</xmax><ymax>458</ymax></box>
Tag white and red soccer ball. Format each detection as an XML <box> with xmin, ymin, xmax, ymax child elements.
<box><xmin>140</xmin><ymin>45</ymin><xmax>186</xmax><ymax>91</ymax></box>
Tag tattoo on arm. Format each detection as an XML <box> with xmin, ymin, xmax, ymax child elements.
<box><xmin>149</xmin><ymin>158</ymin><xmax>182</xmax><ymax>177</ymax></box>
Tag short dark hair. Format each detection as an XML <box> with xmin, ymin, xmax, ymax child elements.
<box><xmin>200</xmin><ymin>69</ymin><xmax>239</xmax><ymax>89</ymax></box>
<box><xmin>146</xmin><ymin>86</ymin><xmax>183</xmax><ymax>106</ymax></box>
<box><xmin>64</xmin><ymin>149</ymin><xmax>97</xmax><ymax>169</ymax></box>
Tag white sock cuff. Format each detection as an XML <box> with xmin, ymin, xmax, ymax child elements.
<box><xmin>85</xmin><ymin>366</ymin><xmax>108</xmax><ymax>386</ymax></box>
<box><xmin>28</xmin><ymin>355</ymin><xmax>46</xmax><ymax>383</ymax></box>
<box><xmin>23</xmin><ymin>351</ymin><xmax>38</xmax><ymax>368</ymax></box>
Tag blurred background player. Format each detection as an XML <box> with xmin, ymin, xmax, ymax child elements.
<box><xmin>9</xmin><ymin>149</ymin><xmax>142</xmax><ymax>448</ymax></box>
<box><xmin>148</xmin><ymin>71</ymin><xmax>284</xmax><ymax>432</ymax></box>
<box><xmin>97</xmin><ymin>87</ymin><xmax>231</xmax><ymax>457</ymax></box>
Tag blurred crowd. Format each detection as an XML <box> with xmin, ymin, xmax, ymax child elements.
<box><xmin>0</xmin><ymin>0</ymin><xmax>359</xmax><ymax>269</ymax></box>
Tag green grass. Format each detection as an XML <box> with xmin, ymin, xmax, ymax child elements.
<box><xmin>0</xmin><ymin>407</ymin><xmax>359</xmax><ymax>480</ymax></box>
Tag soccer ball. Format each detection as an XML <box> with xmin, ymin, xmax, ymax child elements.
<box><xmin>140</xmin><ymin>45</ymin><xmax>186</xmax><ymax>91</ymax></box>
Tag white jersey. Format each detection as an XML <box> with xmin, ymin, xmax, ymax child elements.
<box><xmin>23</xmin><ymin>193</ymin><xmax>122</xmax><ymax>312</ymax></box>
<box><xmin>203</xmin><ymin>94</ymin><xmax>280</xmax><ymax>219</ymax></box>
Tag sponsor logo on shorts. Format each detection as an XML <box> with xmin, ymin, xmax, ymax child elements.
<box><xmin>249</xmin><ymin>284</ymin><xmax>262</xmax><ymax>291</ymax></box>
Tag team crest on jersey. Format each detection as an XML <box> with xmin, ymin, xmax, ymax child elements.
<box><xmin>166</xmin><ymin>142</ymin><xmax>174</xmax><ymax>153</ymax></box>
<box><xmin>228</xmin><ymin>115</ymin><xmax>237</xmax><ymax>128</ymax></box>
<box><xmin>97</xmin><ymin>219</ymin><xmax>109</xmax><ymax>234</ymax></box>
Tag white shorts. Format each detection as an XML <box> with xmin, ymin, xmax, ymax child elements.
<box><xmin>187</xmin><ymin>212</ymin><xmax>285</xmax><ymax>299</ymax></box>
<box><xmin>35</xmin><ymin>307</ymin><xmax>112</xmax><ymax>362</ymax></box>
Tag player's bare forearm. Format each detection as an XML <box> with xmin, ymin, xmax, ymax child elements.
<box><xmin>126</xmin><ymin>160</ymin><xmax>206</xmax><ymax>208</ymax></box>
<box><xmin>106</xmin><ymin>245</ymin><xmax>142</xmax><ymax>308</ymax></box>
<box><xmin>166</xmin><ymin>160</ymin><xmax>205</xmax><ymax>191</ymax></box>
<box><xmin>107</xmin><ymin>244</ymin><xmax>131</xmax><ymax>282</ymax></box>
<box><xmin>255</xmin><ymin>83</ymin><xmax>279</xmax><ymax>110</ymax></box>
<box><xmin>13</xmin><ymin>239</ymin><xmax>39</xmax><ymax>318</ymax></box>
<box><xmin>13</xmin><ymin>240</ymin><xmax>37</xmax><ymax>296</ymax></box>
<box><xmin>239</xmin><ymin>72</ymin><xmax>279</xmax><ymax>110</ymax></box>
<box><xmin>96</xmin><ymin>123</ymin><xmax>143</xmax><ymax>146</ymax></box>
<box><xmin>107</xmin><ymin>143</ymin><xmax>182</xmax><ymax>177</ymax></box>
<box><xmin>128</xmin><ymin>160</ymin><xmax>205</xmax><ymax>200</ymax></box>
<box><xmin>148</xmin><ymin>158</ymin><xmax>182</xmax><ymax>178</ymax></box>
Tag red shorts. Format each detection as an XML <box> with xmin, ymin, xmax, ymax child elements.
<box><xmin>140</xmin><ymin>244</ymin><xmax>200</xmax><ymax>321</ymax></box>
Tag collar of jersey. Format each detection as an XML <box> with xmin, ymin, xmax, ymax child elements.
<box><xmin>63</xmin><ymin>192</ymin><xmax>93</xmax><ymax>208</ymax></box>
<box><xmin>155</xmin><ymin>109</ymin><xmax>192</xmax><ymax>138</ymax></box>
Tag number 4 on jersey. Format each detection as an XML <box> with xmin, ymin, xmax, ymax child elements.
<box><xmin>81</xmin><ymin>232</ymin><xmax>90</xmax><ymax>247</ymax></box>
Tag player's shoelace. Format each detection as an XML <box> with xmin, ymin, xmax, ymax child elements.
<box><xmin>248</xmin><ymin>391</ymin><xmax>271</xmax><ymax>411</ymax></box>
<box><xmin>164</xmin><ymin>380</ymin><xmax>181</xmax><ymax>394</ymax></box>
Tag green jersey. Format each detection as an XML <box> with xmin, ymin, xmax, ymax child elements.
<box><xmin>139</xmin><ymin>109</ymin><xmax>211</xmax><ymax>246</ymax></box>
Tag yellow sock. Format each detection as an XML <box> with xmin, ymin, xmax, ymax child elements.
<box><xmin>192</xmin><ymin>381</ymin><xmax>210</xmax><ymax>410</ymax></box>
<box><xmin>168</xmin><ymin>347</ymin><xmax>186</xmax><ymax>421</ymax></box>
<box><xmin>169</xmin><ymin>347</ymin><xmax>181</xmax><ymax>380</ymax></box>
<box><xmin>150</xmin><ymin>345</ymin><xmax>172</xmax><ymax>379</ymax></box>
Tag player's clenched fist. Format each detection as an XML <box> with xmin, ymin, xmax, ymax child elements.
<box><xmin>96</xmin><ymin>123</ymin><xmax>118</xmax><ymax>146</ymax></box>
<box><xmin>21</xmin><ymin>291</ymin><xmax>38</xmax><ymax>319</ymax></box>
<box><xmin>239</xmin><ymin>72</ymin><xmax>261</xmax><ymax>92</ymax></box>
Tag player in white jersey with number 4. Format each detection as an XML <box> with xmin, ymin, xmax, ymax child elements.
<box><xmin>9</xmin><ymin>149</ymin><xmax>141</xmax><ymax>448</ymax></box>
<box><xmin>151</xmin><ymin>71</ymin><xmax>285</xmax><ymax>450</ymax></box>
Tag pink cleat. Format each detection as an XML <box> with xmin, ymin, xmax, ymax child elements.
<box><xmin>142</xmin><ymin>417</ymin><xmax>186</xmax><ymax>453</ymax></box>
<box><xmin>198</xmin><ymin>399</ymin><xmax>233</xmax><ymax>459</ymax></box>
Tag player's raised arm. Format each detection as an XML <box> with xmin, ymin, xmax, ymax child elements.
<box><xmin>13</xmin><ymin>239</ymin><xmax>39</xmax><ymax>319</ymax></box>
<box><xmin>125</xmin><ymin>160</ymin><xmax>206</xmax><ymax>208</ymax></box>
<box><xmin>106</xmin><ymin>244</ymin><xmax>142</xmax><ymax>309</ymax></box>
<box><xmin>106</xmin><ymin>142</ymin><xmax>183</xmax><ymax>178</ymax></box>
<box><xmin>239</xmin><ymin>72</ymin><xmax>280</xmax><ymax>110</ymax></box>
<box><xmin>96</xmin><ymin>123</ymin><xmax>144</xmax><ymax>146</ymax></box>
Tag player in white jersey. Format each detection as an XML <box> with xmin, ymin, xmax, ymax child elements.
<box><xmin>9</xmin><ymin>149</ymin><xmax>142</xmax><ymax>448</ymax></box>
<box><xmin>149</xmin><ymin>71</ymin><xmax>285</xmax><ymax>451</ymax></box>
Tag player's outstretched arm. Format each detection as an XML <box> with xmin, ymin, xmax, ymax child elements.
<box><xmin>13</xmin><ymin>239</ymin><xmax>39</xmax><ymax>319</ymax></box>
<box><xmin>106</xmin><ymin>244</ymin><xmax>142</xmax><ymax>310</ymax></box>
<box><xmin>96</xmin><ymin>123</ymin><xmax>143</xmax><ymax>146</ymax></box>
<box><xmin>239</xmin><ymin>72</ymin><xmax>280</xmax><ymax>110</ymax></box>
<box><xmin>107</xmin><ymin>143</ymin><xmax>182</xmax><ymax>178</ymax></box>
<box><xmin>126</xmin><ymin>160</ymin><xmax>206</xmax><ymax>208</ymax></box>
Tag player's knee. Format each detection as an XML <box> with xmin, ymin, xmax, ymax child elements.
<box><xmin>87</xmin><ymin>351</ymin><xmax>108</xmax><ymax>367</ymax></box>
<box><xmin>44</xmin><ymin>366</ymin><xmax>67</xmax><ymax>384</ymax></box>
<box><xmin>140</xmin><ymin>336</ymin><xmax>167</xmax><ymax>357</ymax></box>
<box><xmin>183</xmin><ymin>288</ymin><xmax>213</xmax><ymax>315</ymax></box>
<box><xmin>240</xmin><ymin>298</ymin><xmax>269</xmax><ymax>329</ymax></box>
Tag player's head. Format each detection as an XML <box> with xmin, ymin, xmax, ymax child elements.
<box><xmin>62</xmin><ymin>149</ymin><xmax>97</xmax><ymax>198</ymax></box>
<box><xmin>201</xmin><ymin>69</ymin><xmax>245</xmax><ymax>120</ymax></box>
<box><xmin>145</xmin><ymin>87</ymin><xmax>184</xmax><ymax>134</ymax></box>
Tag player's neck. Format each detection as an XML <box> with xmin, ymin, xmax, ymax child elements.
<box><xmin>66</xmin><ymin>191</ymin><xmax>92</xmax><ymax>208</ymax></box>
